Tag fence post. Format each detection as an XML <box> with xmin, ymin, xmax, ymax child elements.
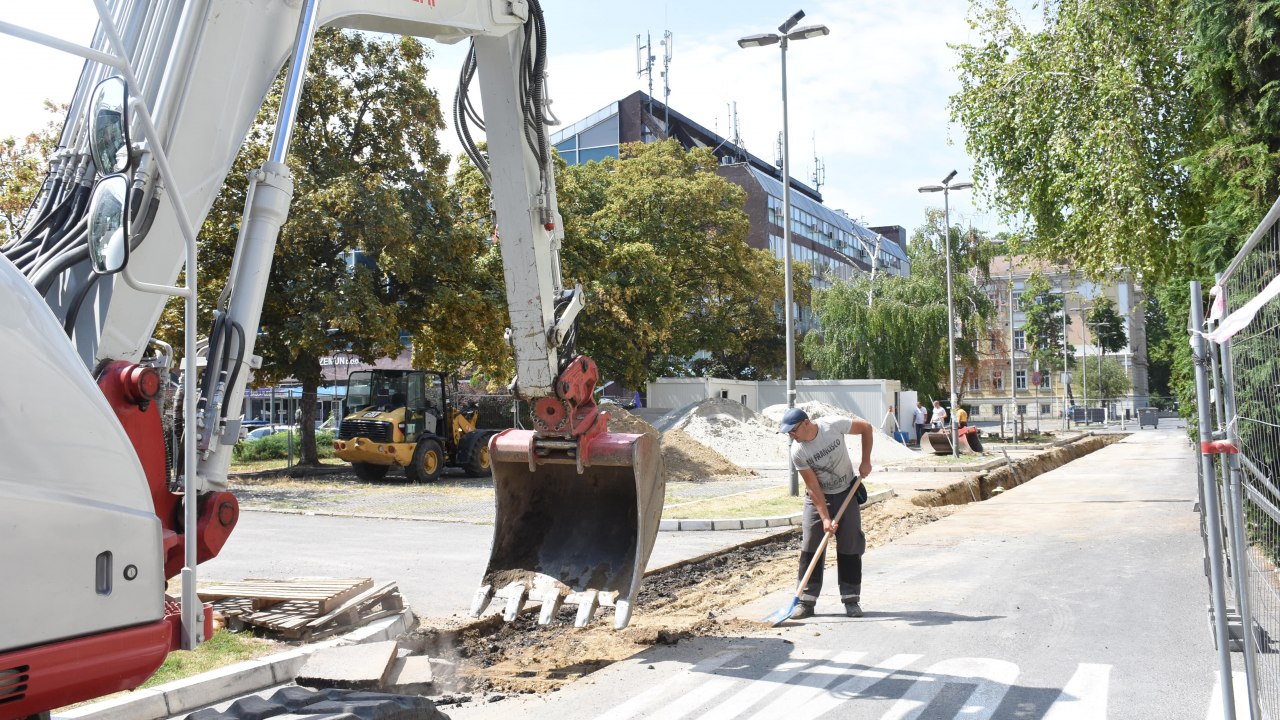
<box><xmin>1215</xmin><ymin>308</ymin><xmax>1263</xmax><ymax>720</ymax></box>
<box><xmin>1191</xmin><ymin>280</ymin><xmax>1239</xmax><ymax>720</ymax></box>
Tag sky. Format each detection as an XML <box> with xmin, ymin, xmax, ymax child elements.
<box><xmin>0</xmin><ymin>0</ymin><xmax>1007</xmax><ymax>238</ymax></box>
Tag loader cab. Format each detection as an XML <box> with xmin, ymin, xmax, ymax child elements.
<box><xmin>343</xmin><ymin>369</ymin><xmax>445</xmax><ymax>440</ymax></box>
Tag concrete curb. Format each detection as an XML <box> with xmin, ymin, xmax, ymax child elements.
<box><xmin>55</xmin><ymin>610</ymin><xmax>416</xmax><ymax>720</ymax></box>
<box><xmin>656</xmin><ymin>488</ymin><xmax>894</xmax><ymax>531</ymax></box>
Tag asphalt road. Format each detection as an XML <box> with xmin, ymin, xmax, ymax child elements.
<box><xmin>198</xmin><ymin>509</ymin><xmax>788</xmax><ymax>622</ymax></box>
<box><xmin>445</xmin><ymin>429</ymin><xmax>1248</xmax><ymax>720</ymax></box>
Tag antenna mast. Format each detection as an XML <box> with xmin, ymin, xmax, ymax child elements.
<box><xmin>636</xmin><ymin>32</ymin><xmax>657</xmax><ymax>135</ymax></box>
<box><xmin>660</xmin><ymin>30</ymin><xmax>673</xmax><ymax>130</ymax></box>
<box><xmin>811</xmin><ymin>134</ymin><xmax>825</xmax><ymax>193</ymax></box>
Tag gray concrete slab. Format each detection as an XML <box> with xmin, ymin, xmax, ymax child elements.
<box><xmin>295</xmin><ymin>640</ymin><xmax>398</xmax><ymax>690</ymax></box>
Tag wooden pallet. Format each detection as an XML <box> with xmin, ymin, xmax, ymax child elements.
<box><xmin>200</xmin><ymin>577</ymin><xmax>402</xmax><ymax>640</ymax></box>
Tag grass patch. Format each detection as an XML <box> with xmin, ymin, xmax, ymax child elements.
<box><xmin>142</xmin><ymin>630</ymin><xmax>279</xmax><ymax>688</ymax></box>
<box><xmin>230</xmin><ymin>457</ymin><xmax>346</xmax><ymax>473</ymax></box>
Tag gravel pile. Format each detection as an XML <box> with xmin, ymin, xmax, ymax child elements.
<box><xmin>603</xmin><ymin>402</ymin><xmax>750</xmax><ymax>481</ymax></box>
<box><xmin>762</xmin><ymin>401</ymin><xmax>919</xmax><ymax>464</ymax></box>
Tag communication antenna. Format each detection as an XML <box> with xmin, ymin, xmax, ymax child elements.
<box><xmin>811</xmin><ymin>134</ymin><xmax>825</xmax><ymax>192</ymax></box>
<box><xmin>775</xmin><ymin>131</ymin><xmax>783</xmax><ymax>168</ymax></box>
<box><xmin>636</xmin><ymin>32</ymin><xmax>656</xmax><ymax>124</ymax></box>
<box><xmin>660</xmin><ymin>30</ymin><xmax>673</xmax><ymax>129</ymax></box>
<box><xmin>728</xmin><ymin>101</ymin><xmax>746</xmax><ymax>160</ymax></box>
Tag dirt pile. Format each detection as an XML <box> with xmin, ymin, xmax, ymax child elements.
<box><xmin>604</xmin><ymin>402</ymin><xmax>751</xmax><ymax>481</ymax></box>
<box><xmin>659</xmin><ymin>399</ymin><xmax>788</xmax><ymax>466</ymax></box>
<box><xmin>411</xmin><ymin>495</ymin><xmax>958</xmax><ymax>695</ymax></box>
<box><xmin>761</xmin><ymin>401</ymin><xmax>920</xmax><ymax>466</ymax></box>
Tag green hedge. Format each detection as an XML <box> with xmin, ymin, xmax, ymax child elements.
<box><xmin>234</xmin><ymin>430</ymin><xmax>336</xmax><ymax>461</ymax></box>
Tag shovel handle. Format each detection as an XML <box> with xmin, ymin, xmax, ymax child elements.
<box><xmin>791</xmin><ymin>476</ymin><xmax>865</xmax><ymax>597</ymax></box>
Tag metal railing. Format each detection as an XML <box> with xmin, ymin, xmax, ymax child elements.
<box><xmin>1192</xmin><ymin>195</ymin><xmax>1280</xmax><ymax>720</ymax></box>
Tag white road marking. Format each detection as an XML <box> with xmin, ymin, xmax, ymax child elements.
<box><xmin>693</xmin><ymin>651</ymin><xmax>833</xmax><ymax>720</ymax></box>
<box><xmin>738</xmin><ymin>651</ymin><xmax>869</xmax><ymax>720</ymax></box>
<box><xmin>594</xmin><ymin>648</ymin><xmax>746</xmax><ymax>720</ymax></box>
<box><xmin>1042</xmin><ymin>663</ymin><xmax>1111</xmax><ymax>719</ymax></box>
<box><xmin>878</xmin><ymin>657</ymin><xmax>1019</xmax><ymax>720</ymax></box>
<box><xmin>1205</xmin><ymin>670</ymin><xmax>1251</xmax><ymax>720</ymax></box>
<box><xmin>787</xmin><ymin>653</ymin><xmax>924</xmax><ymax>718</ymax></box>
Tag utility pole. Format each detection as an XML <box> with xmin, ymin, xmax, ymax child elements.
<box><xmin>1009</xmin><ymin>268</ymin><xmax>1016</xmax><ymax>440</ymax></box>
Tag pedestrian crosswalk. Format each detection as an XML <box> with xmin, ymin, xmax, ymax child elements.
<box><xmin>587</xmin><ymin>647</ymin><xmax>1239</xmax><ymax>719</ymax></box>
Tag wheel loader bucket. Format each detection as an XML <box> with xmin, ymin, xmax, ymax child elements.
<box><xmin>471</xmin><ymin>428</ymin><xmax>664</xmax><ymax>629</ymax></box>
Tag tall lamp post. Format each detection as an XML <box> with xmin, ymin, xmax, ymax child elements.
<box><xmin>739</xmin><ymin>10</ymin><xmax>829</xmax><ymax>495</ymax></box>
<box><xmin>918</xmin><ymin>171</ymin><xmax>973</xmax><ymax>457</ymax></box>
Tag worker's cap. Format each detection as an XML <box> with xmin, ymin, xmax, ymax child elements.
<box><xmin>777</xmin><ymin>408</ymin><xmax>809</xmax><ymax>433</ymax></box>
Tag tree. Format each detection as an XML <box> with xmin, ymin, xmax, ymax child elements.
<box><xmin>457</xmin><ymin>139</ymin><xmax>795</xmax><ymax>389</ymax></box>
<box><xmin>1086</xmin><ymin>297</ymin><xmax>1128</xmax><ymax>356</ymax></box>
<box><xmin>171</xmin><ymin>29</ymin><xmax>485</xmax><ymax>466</ymax></box>
<box><xmin>1020</xmin><ymin>272</ymin><xmax>1075</xmax><ymax>376</ymax></box>
<box><xmin>802</xmin><ymin>210</ymin><xmax>996</xmax><ymax>399</ymax></box>
<box><xmin>1082</xmin><ymin>356</ymin><xmax>1131</xmax><ymax>409</ymax></box>
<box><xmin>951</xmin><ymin>0</ymin><xmax>1201</xmax><ymax>283</ymax></box>
<box><xmin>0</xmin><ymin>102</ymin><xmax>61</xmax><ymax>244</ymax></box>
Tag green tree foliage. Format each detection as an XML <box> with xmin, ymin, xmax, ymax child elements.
<box><xmin>0</xmin><ymin>102</ymin><xmax>61</xmax><ymax>243</ymax></box>
<box><xmin>802</xmin><ymin>210</ymin><xmax>995</xmax><ymax>398</ymax></box>
<box><xmin>1020</xmin><ymin>272</ymin><xmax>1075</xmax><ymax>374</ymax></box>
<box><xmin>173</xmin><ymin>30</ymin><xmax>481</xmax><ymax>465</ymax></box>
<box><xmin>1086</xmin><ymin>296</ymin><xmax>1128</xmax><ymax>355</ymax></box>
<box><xmin>951</xmin><ymin>0</ymin><xmax>1200</xmax><ymax>282</ymax></box>
<box><xmin>1082</xmin><ymin>355</ymin><xmax>1131</xmax><ymax>407</ymax></box>
<box><xmin>457</xmin><ymin>139</ymin><xmax>795</xmax><ymax>388</ymax></box>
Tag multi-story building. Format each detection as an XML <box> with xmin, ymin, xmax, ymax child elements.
<box><xmin>550</xmin><ymin>91</ymin><xmax>908</xmax><ymax>330</ymax></box>
<box><xmin>962</xmin><ymin>252</ymin><xmax>1150</xmax><ymax>426</ymax></box>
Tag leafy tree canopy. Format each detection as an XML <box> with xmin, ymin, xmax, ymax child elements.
<box><xmin>1020</xmin><ymin>272</ymin><xmax>1075</xmax><ymax>373</ymax></box>
<box><xmin>1086</xmin><ymin>296</ymin><xmax>1128</xmax><ymax>355</ymax></box>
<box><xmin>802</xmin><ymin>209</ymin><xmax>996</xmax><ymax>399</ymax></box>
<box><xmin>0</xmin><ymin>102</ymin><xmax>61</xmax><ymax>244</ymax></box>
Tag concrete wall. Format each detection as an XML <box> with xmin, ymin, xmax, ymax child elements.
<box><xmin>647</xmin><ymin>378</ymin><xmax>902</xmax><ymax>428</ymax></box>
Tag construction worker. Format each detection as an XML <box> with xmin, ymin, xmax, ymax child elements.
<box><xmin>778</xmin><ymin>407</ymin><xmax>873</xmax><ymax>618</ymax></box>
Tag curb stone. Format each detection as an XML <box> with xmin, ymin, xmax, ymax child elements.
<box><xmin>656</xmin><ymin>488</ymin><xmax>894</xmax><ymax>531</ymax></box>
<box><xmin>54</xmin><ymin>610</ymin><xmax>416</xmax><ymax>720</ymax></box>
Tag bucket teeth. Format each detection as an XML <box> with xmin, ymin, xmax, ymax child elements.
<box><xmin>499</xmin><ymin>583</ymin><xmax>528</xmax><ymax>622</ymax></box>
<box><xmin>568</xmin><ymin>590</ymin><xmax>599</xmax><ymax>627</ymax></box>
<box><xmin>613</xmin><ymin>599</ymin><xmax>633</xmax><ymax>630</ymax></box>
<box><xmin>469</xmin><ymin>585</ymin><xmax>494</xmax><ymax>618</ymax></box>
<box><xmin>537</xmin><ymin>588</ymin><xmax>565</xmax><ymax>625</ymax></box>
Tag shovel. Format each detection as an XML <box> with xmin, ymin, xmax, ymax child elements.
<box><xmin>763</xmin><ymin>476</ymin><xmax>864</xmax><ymax>626</ymax></box>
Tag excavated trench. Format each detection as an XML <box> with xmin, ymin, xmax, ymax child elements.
<box><xmin>407</xmin><ymin>433</ymin><xmax>1127</xmax><ymax>701</ymax></box>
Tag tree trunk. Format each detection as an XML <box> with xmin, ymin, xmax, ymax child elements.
<box><xmin>298</xmin><ymin>377</ymin><xmax>321</xmax><ymax>466</ymax></box>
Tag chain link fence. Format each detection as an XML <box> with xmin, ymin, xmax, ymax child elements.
<box><xmin>1192</xmin><ymin>196</ymin><xmax>1280</xmax><ymax>720</ymax></box>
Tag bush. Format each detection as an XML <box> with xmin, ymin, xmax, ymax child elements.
<box><xmin>234</xmin><ymin>430</ymin><xmax>336</xmax><ymax>462</ymax></box>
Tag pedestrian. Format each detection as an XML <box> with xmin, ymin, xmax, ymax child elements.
<box><xmin>777</xmin><ymin>407</ymin><xmax>873</xmax><ymax>619</ymax></box>
<box><xmin>931</xmin><ymin>400</ymin><xmax>947</xmax><ymax>429</ymax></box>
<box><xmin>956</xmin><ymin>405</ymin><xmax>968</xmax><ymax>429</ymax></box>
<box><xmin>912</xmin><ymin>401</ymin><xmax>927</xmax><ymax>444</ymax></box>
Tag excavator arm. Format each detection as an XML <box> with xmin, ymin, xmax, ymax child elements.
<box><xmin>0</xmin><ymin>0</ymin><xmax>662</xmax><ymax>716</ymax></box>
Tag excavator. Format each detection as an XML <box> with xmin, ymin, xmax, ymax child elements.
<box><xmin>0</xmin><ymin>2</ymin><xmax>663</xmax><ymax>717</ymax></box>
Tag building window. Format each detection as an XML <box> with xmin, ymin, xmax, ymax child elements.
<box><xmin>1015</xmin><ymin>370</ymin><xmax>1027</xmax><ymax>390</ymax></box>
<box><xmin>1013</xmin><ymin>330</ymin><xmax>1025</xmax><ymax>351</ymax></box>
<box><xmin>1041</xmin><ymin>404</ymin><xmax>1051</xmax><ymax>415</ymax></box>
<box><xmin>1017</xmin><ymin>404</ymin><xmax>1027</xmax><ymax>416</ymax></box>
<box><xmin>1039</xmin><ymin>373</ymin><xmax>1052</xmax><ymax>390</ymax></box>
<box><xmin>993</xmin><ymin>405</ymin><xmax>1003</xmax><ymax>416</ymax></box>
<box><xmin>969</xmin><ymin>376</ymin><xmax>980</xmax><ymax>392</ymax></box>
<box><xmin>992</xmin><ymin>371</ymin><xmax>1004</xmax><ymax>390</ymax></box>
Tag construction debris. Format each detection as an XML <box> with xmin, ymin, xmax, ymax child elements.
<box><xmin>200</xmin><ymin>577</ymin><xmax>404</xmax><ymax>640</ymax></box>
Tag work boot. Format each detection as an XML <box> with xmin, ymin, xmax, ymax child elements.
<box><xmin>789</xmin><ymin>602</ymin><xmax>815</xmax><ymax>620</ymax></box>
<box><xmin>844</xmin><ymin>601</ymin><xmax>863</xmax><ymax>618</ymax></box>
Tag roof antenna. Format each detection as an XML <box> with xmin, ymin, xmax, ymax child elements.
<box><xmin>636</xmin><ymin>32</ymin><xmax>658</xmax><ymax>138</ymax></box>
<box><xmin>660</xmin><ymin>30</ymin><xmax>673</xmax><ymax>130</ymax></box>
<box><xmin>811</xmin><ymin>133</ymin><xmax>825</xmax><ymax>193</ymax></box>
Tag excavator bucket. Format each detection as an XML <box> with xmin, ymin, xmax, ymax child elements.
<box><xmin>472</xmin><ymin>428</ymin><xmax>664</xmax><ymax>629</ymax></box>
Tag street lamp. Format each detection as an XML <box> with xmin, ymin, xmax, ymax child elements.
<box><xmin>739</xmin><ymin>9</ymin><xmax>829</xmax><ymax>496</ymax></box>
<box><xmin>918</xmin><ymin>172</ymin><xmax>973</xmax><ymax>457</ymax></box>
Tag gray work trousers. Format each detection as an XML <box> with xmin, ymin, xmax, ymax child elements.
<box><xmin>798</xmin><ymin>484</ymin><xmax>865</xmax><ymax>605</ymax></box>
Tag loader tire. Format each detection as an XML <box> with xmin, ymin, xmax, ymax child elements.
<box><xmin>459</xmin><ymin>431</ymin><xmax>495</xmax><ymax>477</ymax></box>
<box><xmin>407</xmin><ymin>438</ymin><xmax>444</xmax><ymax>483</ymax></box>
<box><xmin>352</xmin><ymin>462</ymin><xmax>389</xmax><ymax>483</ymax></box>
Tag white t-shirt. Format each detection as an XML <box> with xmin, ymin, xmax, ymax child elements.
<box><xmin>931</xmin><ymin>406</ymin><xmax>947</xmax><ymax>425</ymax></box>
<box><xmin>790</xmin><ymin>416</ymin><xmax>855</xmax><ymax>494</ymax></box>
<box><xmin>913</xmin><ymin>405</ymin><xmax>927</xmax><ymax>425</ymax></box>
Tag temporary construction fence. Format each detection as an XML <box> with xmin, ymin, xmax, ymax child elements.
<box><xmin>1192</xmin><ymin>194</ymin><xmax>1280</xmax><ymax>720</ymax></box>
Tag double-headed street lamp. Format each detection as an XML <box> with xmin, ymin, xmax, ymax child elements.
<box><xmin>739</xmin><ymin>10</ymin><xmax>829</xmax><ymax>495</ymax></box>
<box><xmin>918</xmin><ymin>171</ymin><xmax>973</xmax><ymax>457</ymax></box>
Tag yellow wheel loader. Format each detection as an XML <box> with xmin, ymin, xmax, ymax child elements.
<box><xmin>333</xmin><ymin>369</ymin><xmax>497</xmax><ymax>483</ymax></box>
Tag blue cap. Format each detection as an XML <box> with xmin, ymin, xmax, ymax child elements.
<box><xmin>777</xmin><ymin>407</ymin><xmax>808</xmax><ymax>433</ymax></box>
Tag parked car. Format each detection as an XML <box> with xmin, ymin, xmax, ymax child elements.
<box><xmin>245</xmin><ymin>425</ymin><xmax>293</xmax><ymax>441</ymax></box>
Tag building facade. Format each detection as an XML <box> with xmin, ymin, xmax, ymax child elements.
<box><xmin>550</xmin><ymin>91</ymin><xmax>908</xmax><ymax>330</ymax></box>
<box><xmin>961</xmin><ymin>253</ymin><xmax>1150</xmax><ymax>426</ymax></box>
